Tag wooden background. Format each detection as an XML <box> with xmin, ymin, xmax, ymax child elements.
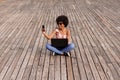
<box><xmin>0</xmin><ymin>0</ymin><xmax>120</xmax><ymax>80</ymax></box>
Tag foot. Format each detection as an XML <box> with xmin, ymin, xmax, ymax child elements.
<box><xmin>67</xmin><ymin>52</ymin><xmax>70</xmax><ymax>56</ymax></box>
<box><xmin>52</xmin><ymin>52</ymin><xmax>55</xmax><ymax>56</ymax></box>
<box><xmin>64</xmin><ymin>52</ymin><xmax>70</xmax><ymax>57</ymax></box>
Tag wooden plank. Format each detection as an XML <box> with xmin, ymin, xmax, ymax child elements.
<box><xmin>41</xmin><ymin>8</ymin><xmax>53</xmax><ymax>80</ymax></box>
<box><xmin>48</xmin><ymin>55</ymin><xmax>55</xmax><ymax>80</ymax></box>
<box><xmin>77</xmin><ymin>12</ymin><xmax>108</xmax><ymax>80</ymax></box>
<box><xmin>66</xmin><ymin>57</ymin><xmax>74</xmax><ymax>80</ymax></box>
<box><xmin>1</xmin><ymin>14</ymin><xmax>34</xmax><ymax>80</ymax></box>
<box><xmin>36</xmin><ymin>37</ymin><xmax>46</xmax><ymax>80</ymax></box>
<box><xmin>98</xmin><ymin>56</ymin><xmax>114</xmax><ymax>80</ymax></box>
<box><xmin>54</xmin><ymin>56</ymin><xmax>61</xmax><ymax>80</ymax></box>
<box><xmin>61</xmin><ymin>56</ymin><xmax>67</xmax><ymax>80</ymax></box>
<box><xmin>15</xmin><ymin>14</ymin><xmax>42</xmax><ymax>80</ymax></box>
<box><xmin>0</xmin><ymin>0</ymin><xmax>120</xmax><ymax>80</ymax></box>
<box><xmin>68</xmin><ymin>10</ymin><xmax>81</xmax><ymax>80</ymax></box>
<box><xmin>0</xmin><ymin>14</ymin><xmax>29</xmax><ymax>75</ymax></box>
<box><xmin>9</xmin><ymin>13</ymin><xmax>38</xmax><ymax>80</ymax></box>
<box><xmin>82</xmin><ymin>10</ymin><xmax>116</xmax><ymax>80</ymax></box>
<box><xmin>86</xmin><ymin>10</ymin><xmax>120</xmax><ymax>77</ymax></box>
<box><xmin>0</xmin><ymin>12</ymin><xmax>24</xmax><ymax>56</ymax></box>
<box><xmin>21</xmin><ymin>8</ymin><xmax>45</xmax><ymax>80</ymax></box>
<box><xmin>108</xmin><ymin>63</ymin><xmax>120</xmax><ymax>80</ymax></box>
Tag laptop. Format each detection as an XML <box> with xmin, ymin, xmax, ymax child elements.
<box><xmin>51</xmin><ymin>38</ymin><xmax>68</xmax><ymax>49</ymax></box>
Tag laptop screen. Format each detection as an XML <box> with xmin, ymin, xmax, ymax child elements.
<box><xmin>51</xmin><ymin>38</ymin><xmax>68</xmax><ymax>48</ymax></box>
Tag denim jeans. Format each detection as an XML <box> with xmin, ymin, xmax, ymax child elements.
<box><xmin>46</xmin><ymin>43</ymin><xmax>74</xmax><ymax>54</ymax></box>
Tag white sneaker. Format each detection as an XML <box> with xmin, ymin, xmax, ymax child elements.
<box><xmin>65</xmin><ymin>52</ymin><xmax>70</xmax><ymax>57</ymax></box>
<box><xmin>52</xmin><ymin>52</ymin><xmax>55</xmax><ymax>56</ymax></box>
<box><xmin>66</xmin><ymin>52</ymin><xmax>70</xmax><ymax>57</ymax></box>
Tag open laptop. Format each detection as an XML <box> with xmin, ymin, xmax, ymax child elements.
<box><xmin>51</xmin><ymin>38</ymin><xmax>68</xmax><ymax>49</ymax></box>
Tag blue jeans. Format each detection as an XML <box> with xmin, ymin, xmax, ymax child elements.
<box><xmin>46</xmin><ymin>43</ymin><xmax>74</xmax><ymax>54</ymax></box>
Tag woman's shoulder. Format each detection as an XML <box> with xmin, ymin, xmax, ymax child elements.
<box><xmin>66</xmin><ymin>28</ymin><xmax>70</xmax><ymax>32</ymax></box>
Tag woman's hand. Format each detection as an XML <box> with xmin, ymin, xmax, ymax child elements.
<box><xmin>42</xmin><ymin>25</ymin><xmax>45</xmax><ymax>32</ymax></box>
<box><xmin>42</xmin><ymin>29</ymin><xmax>56</xmax><ymax>40</ymax></box>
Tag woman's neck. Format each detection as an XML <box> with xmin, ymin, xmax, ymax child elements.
<box><xmin>60</xmin><ymin>27</ymin><xmax>66</xmax><ymax>31</ymax></box>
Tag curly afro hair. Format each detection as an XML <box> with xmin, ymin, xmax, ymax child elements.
<box><xmin>56</xmin><ymin>15</ymin><xmax>69</xmax><ymax>27</ymax></box>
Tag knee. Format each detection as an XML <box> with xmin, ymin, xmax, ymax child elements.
<box><xmin>46</xmin><ymin>44</ymin><xmax>51</xmax><ymax>49</ymax></box>
<box><xmin>69</xmin><ymin>43</ymin><xmax>75</xmax><ymax>49</ymax></box>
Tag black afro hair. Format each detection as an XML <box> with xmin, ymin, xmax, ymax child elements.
<box><xmin>56</xmin><ymin>15</ymin><xmax>69</xmax><ymax>27</ymax></box>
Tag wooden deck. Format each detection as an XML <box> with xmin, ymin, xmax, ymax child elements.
<box><xmin>0</xmin><ymin>0</ymin><xmax>120</xmax><ymax>80</ymax></box>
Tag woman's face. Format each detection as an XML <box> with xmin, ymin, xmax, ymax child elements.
<box><xmin>58</xmin><ymin>22</ymin><xmax>65</xmax><ymax>29</ymax></box>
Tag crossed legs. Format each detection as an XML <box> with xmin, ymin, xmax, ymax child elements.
<box><xmin>46</xmin><ymin>43</ymin><xmax>74</xmax><ymax>55</ymax></box>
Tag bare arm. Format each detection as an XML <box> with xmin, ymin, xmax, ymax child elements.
<box><xmin>67</xmin><ymin>29</ymin><xmax>71</xmax><ymax>42</ymax></box>
<box><xmin>42</xmin><ymin>30</ymin><xmax>56</xmax><ymax>40</ymax></box>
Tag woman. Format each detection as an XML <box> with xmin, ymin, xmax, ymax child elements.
<box><xmin>42</xmin><ymin>15</ymin><xmax>74</xmax><ymax>56</ymax></box>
